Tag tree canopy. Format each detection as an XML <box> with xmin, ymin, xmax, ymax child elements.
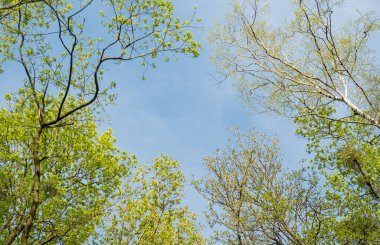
<box><xmin>1</xmin><ymin>0</ymin><xmax>380</xmax><ymax>244</ymax></box>
<box><xmin>103</xmin><ymin>156</ymin><xmax>204</xmax><ymax>244</ymax></box>
<box><xmin>206</xmin><ymin>0</ymin><xmax>380</xmax><ymax>243</ymax></box>
<box><xmin>211</xmin><ymin>0</ymin><xmax>380</xmax><ymax>128</ymax></box>
<box><xmin>0</xmin><ymin>0</ymin><xmax>202</xmax><ymax>244</ymax></box>
<box><xmin>0</xmin><ymin>88</ymin><xmax>129</xmax><ymax>244</ymax></box>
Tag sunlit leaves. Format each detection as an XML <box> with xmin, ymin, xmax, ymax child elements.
<box><xmin>294</xmin><ymin>107</ymin><xmax>380</xmax><ymax>242</ymax></box>
<box><xmin>0</xmin><ymin>90</ymin><xmax>129</xmax><ymax>243</ymax></box>
<box><xmin>103</xmin><ymin>156</ymin><xmax>204</xmax><ymax>245</ymax></box>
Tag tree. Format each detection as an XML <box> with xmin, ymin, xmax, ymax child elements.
<box><xmin>103</xmin><ymin>156</ymin><xmax>205</xmax><ymax>245</ymax></box>
<box><xmin>195</xmin><ymin>130</ymin><xmax>330</xmax><ymax>244</ymax></box>
<box><xmin>0</xmin><ymin>89</ymin><xmax>129</xmax><ymax>244</ymax></box>
<box><xmin>0</xmin><ymin>80</ymin><xmax>205</xmax><ymax>245</ymax></box>
<box><xmin>0</xmin><ymin>0</ymin><xmax>200</xmax><ymax>127</ymax></box>
<box><xmin>196</xmin><ymin>129</ymin><xmax>380</xmax><ymax>244</ymax></box>
<box><xmin>0</xmin><ymin>89</ymin><xmax>205</xmax><ymax>244</ymax></box>
<box><xmin>211</xmin><ymin>0</ymin><xmax>379</xmax><ymax>128</ymax></box>
<box><xmin>0</xmin><ymin>0</ymin><xmax>201</xmax><ymax>243</ymax></box>
<box><xmin>209</xmin><ymin>0</ymin><xmax>380</xmax><ymax>243</ymax></box>
<box><xmin>295</xmin><ymin>108</ymin><xmax>380</xmax><ymax>243</ymax></box>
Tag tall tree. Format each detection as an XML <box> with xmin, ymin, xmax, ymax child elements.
<box><xmin>0</xmin><ymin>0</ymin><xmax>201</xmax><ymax>243</ymax></box>
<box><xmin>209</xmin><ymin>0</ymin><xmax>380</xmax><ymax>243</ymax></box>
<box><xmin>211</xmin><ymin>0</ymin><xmax>379</xmax><ymax>128</ymax></box>
<box><xmin>0</xmin><ymin>89</ymin><xmax>129</xmax><ymax>244</ymax></box>
<box><xmin>195</xmin><ymin>130</ymin><xmax>329</xmax><ymax>244</ymax></box>
<box><xmin>0</xmin><ymin>89</ymin><xmax>205</xmax><ymax>244</ymax></box>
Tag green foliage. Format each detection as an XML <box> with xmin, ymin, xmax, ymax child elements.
<box><xmin>210</xmin><ymin>0</ymin><xmax>380</xmax><ymax>126</ymax></box>
<box><xmin>102</xmin><ymin>156</ymin><xmax>205</xmax><ymax>245</ymax></box>
<box><xmin>196</xmin><ymin>128</ymin><xmax>380</xmax><ymax>244</ymax></box>
<box><xmin>0</xmin><ymin>89</ymin><xmax>129</xmax><ymax>243</ymax></box>
<box><xmin>0</xmin><ymin>89</ymin><xmax>204</xmax><ymax>244</ymax></box>
<box><xmin>0</xmin><ymin>0</ymin><xmax>201</xmax><ymax>126</ymax></box>
<box><xmin>195</xmin><ymin>130</ymin><xmax>329</xmax><ymax>244</ymax></box>
<box><xmin>295</xmin><ymin>107</ymin><xmax>380</xmax><ymax>243</ymax></box>
<box><xmin>0</xmin><ymin>1</ymin><xmax>202</xmax><ymax>243</ymax></box>
<box><xmin>209</xmin><ymin>0</ymin><xmax>380</xmax><ymax>243</ymax></box>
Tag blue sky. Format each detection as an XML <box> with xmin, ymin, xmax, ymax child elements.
<box><xmin>0</xmin><ymin>0</ymin><xmax>379</xmax><ymax>235</ymax></box>
<box><xmin>102</xmin><ymin>0</ymin><xmax>307</xmax><ymax>228</ymax></box>
<box><xmin>101</xmin><ymin>0</ymin><xmax>379</xmax><ymax>231</ymax></box>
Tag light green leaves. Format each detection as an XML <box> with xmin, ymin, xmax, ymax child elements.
<box><xmin>195</xmin><ymin>130</ymin><xmax>327</xmax><ymax>244</ymax></box>
<box><xmin>103</xmin><ymin>156</ymin><xmax>205</xmax><ymax>245</ymax></box>
<box><xmin>0</xmin><ymin>90</ymin><xmax>129</xmax><ymax>243</ymax></box>
<box><xmin>0</xmin><ymin>0</ymin><xmax>203</xmax><ymax>244</ymax></box>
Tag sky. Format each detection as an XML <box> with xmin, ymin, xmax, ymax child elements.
<box><xmin>0</xmin><ymin>0</ymin><xmax>379</xmax><ymax>236</ymax></box>
<box><xmin>101</xmin><ymin>0</ymin><xmax>380</xmax><ymax>232</ymax></box>
<box><xmin>102</xmin><ymin>0</ymin><xmax>305</xmax><ymax>229</ymax></box>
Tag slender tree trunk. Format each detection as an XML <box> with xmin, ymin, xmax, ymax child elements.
<box><xmin>5</xmin><ymin>223</ymin><xmax>24</xmax><ymax>245</ymax></box>
<box><xmin>5</xmin><ymin>127</ymin><xmax>43</xmax><ymax>244</ymax></box>
<box><xmin>21</xmin><ymin>128</ymin><xmax>42</xmax><ymax>244</ymax></box>
<box><xmin>237</xmin><ymin>233</ymin><xmax>243</xmax><ymax>245</ymax></box>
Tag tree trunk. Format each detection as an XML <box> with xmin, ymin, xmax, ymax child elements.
<box><xmin>21</xmin><ymin>128</ymin><xmax>42</xmax><ymax>244</ymax></box>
